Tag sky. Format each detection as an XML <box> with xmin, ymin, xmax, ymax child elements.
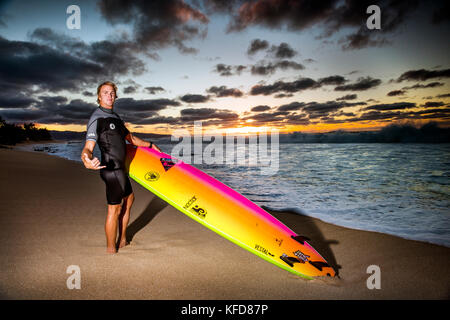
<box><xmin>0</xmin><ymin>0</ymin><xmax>449</xmax><ymax>135</ymax></box>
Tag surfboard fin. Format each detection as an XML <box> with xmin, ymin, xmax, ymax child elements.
<box><xmin>280</xmin><ymin>254</ymin><xmax>300</xmax><ymax>268</ymax></box>
<box><xmin>291</xmin><ymin>235</ymin><xmax>310</xmax><ymax>245</ymax></box>
<box><xmin>309</xmin><ymin>261</ymin><xmax>330</xmax><ymax>272</ymax></box>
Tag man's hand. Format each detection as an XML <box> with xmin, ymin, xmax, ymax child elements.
<box><xmin>83</xmin><ymin>153</ymin><xmax>106</xmax><ymax>170</ymax></box>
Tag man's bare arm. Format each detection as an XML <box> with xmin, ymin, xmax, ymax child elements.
<box><xmin>81</xmin><ymin>140</ymin><xmax>106</xmax><ymax>170</ymax></box>
<box><xmin>126</xmin><ymin>133</ymin><xmax>161</xmax><ymax>152</ymax></box>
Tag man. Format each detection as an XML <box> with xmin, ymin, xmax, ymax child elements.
<box><xmin>81</xmin><ymin>81</ymin><xmax>160</xmax><ymax>254</ymax></box>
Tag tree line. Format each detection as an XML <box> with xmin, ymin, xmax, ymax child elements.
<box><xmin>0</xmin><ymin>116</ymin><xmax>52</xmax><ymax>145</ymax></box>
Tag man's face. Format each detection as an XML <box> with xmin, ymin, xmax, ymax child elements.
<box><xmin>98</xmin><ymin>85</ymin><xmax>116</xmax><ymax>108</ymax></box>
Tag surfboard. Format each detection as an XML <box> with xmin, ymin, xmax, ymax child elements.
<box><xmin>126</xmin><ymin>145</ymin><xmax>336</xmax><ymax>279</ymax></box>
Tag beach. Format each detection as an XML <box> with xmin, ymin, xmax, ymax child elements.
<box><xmin>0</xmin><ymin>148</ymin><xmax>449</xmax><ymax>300</ymax></box>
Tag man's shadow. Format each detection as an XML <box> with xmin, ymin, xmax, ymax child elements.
<box><xmin>126</xmin><ymin>196</ymin><xmax>168</xmax><ymax>243</ymax></box>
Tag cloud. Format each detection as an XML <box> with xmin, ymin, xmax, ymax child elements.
<box><xmin>222</xmin><ymin>0</ymin><xmax>432</xmax><ymax>51</ymax></box>
<box><xmin>0</xmin><ymin>28</ymin><xmax>149</xmax><ymax>103</ymax></box>
<box><xmin>247</xmin><ymin>38</ymin><xmax>269</xmax><ymax>55</ymax></box>
<box><xmin>362</xmin><ymin>102</ymin><xmax>416</xmax><ymax>111</ymax></box>
<box><xmin>336</xmin><ymin>94</ymin><xmax>357</xmax><ymax>101</ymax></box>
<box><xmin>214</xmin><ymin>63</ymin><xmax>247</xmax><ymax>76</ymax></box>
<box><xmin>318</xmin><ymin>75</ymin><xmax>348</xmax><ymax>86</ymax></box>
<box><xmin>396</xmin><ymin>68</ymin><xmax>450</xmax><ymax>82</ymax></box>
<box><xmin>145</xmin><ymin>86</ymin><xmax>166</xmax><ymax>94</ymax></box>
<box><xmin>0</xmin><ymin>93</ymin><xmax>38</xmax><ymax>109</ymax></box>
<box><xmin>401</xmin><ymin>82</ymin><xmax>444</xmax><ymax>90</ymax></box>
<box><xmin>180</xmin><ymin>108</ymin><xmax>239</xmax><ymax>121</ymax></box>
<box><xmin>387</xmin><ymin>90</ymin><xmax>406</xmax><ymax>97</ymax></box>
<box><xmin>277</xmin><ymin>102</ymin><xmax>305</xmax><ymax>111</ymax></box>
<box><xmin>98</xmin><ymin>0</ymin><xmax>209</xmax><ymax>54</ymax></box>
<box><xmin>269</xmin><ymin>42</ymin><xmax>297</xmax><ymax>58</ymax></box>
<box><xmin>250</xmin><ymin>77</ymin><xmax>318</xmax><ymax>95</ymax></box>
<box><xmin>250</xmin><ymin>105</ymin><xmax>271</xmax><ymax>112</ymax></box>
<box><xmin>334</xmin><ymin>76</ymin><xmax>381</xmax><ymax>91</ymax></box>
<box><xmin>180</xmin><ymin>94</ymin><xmax>211</xmax><ymax>103</ymax></box>
<box><xmin>206</xmin><ymin>86</ymin><xmax>244</xmax><ymax>97</ymax></box>
<box><xmin>250</xmin><ymin>60</ymin><xmax>304</xmax><ymax>75</ymax></box>
<box><xmin>422</xmin><ymin>101</ymin><xmax>445</xmax><ymax>108</ymax></box>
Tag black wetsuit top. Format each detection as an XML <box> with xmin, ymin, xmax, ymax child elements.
<box><xmin>86</xmin><ymin>106</ymin><xmax>130</xmax><ymax>170</ymax></box>
<box><xmin>86</xmin><ymin>106</ymin><xmax>132</xmax><ymax>204</ymax></box>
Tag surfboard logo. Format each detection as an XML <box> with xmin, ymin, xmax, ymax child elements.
<box><xmin>190</xmin><ymin>205</ymin><xmax>207</xmax><ymax>219</ymax></box>
<box><xmin>183</xmin><ymin>195</ymin><xmax>197</xmax><ymax>209</ymax></box>
<box><xmin>144</xmin><ymin>171</ymin><xmax>160</xmax><ymax>181</ymax></box>
<box><xmin>255</xmin><ymin>244</ymin><xmax>274</xmax><ymax>257</ymax></box>
<box><xmin>160</xmin><ymin>157</ymin><xmax>178</xmax><ymax>171</ymax></box>
<box><xmin>293</xmin><ymin>250</ymin><xmax>310</xmax><ymax>263</ymax></box>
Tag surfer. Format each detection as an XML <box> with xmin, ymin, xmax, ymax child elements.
<box><xmin>81</xmin><ymin>81</ymin><xmax>161</xmax><ymax>254</ymax></box>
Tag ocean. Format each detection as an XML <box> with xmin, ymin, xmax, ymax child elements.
<box><xmin>18</xmin><ymin>140</ymin><xmax>450</xmax><ymax>247</ymax></box>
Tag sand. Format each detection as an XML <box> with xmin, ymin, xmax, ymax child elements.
<box><xmin>0</xmin><ymin>148</ymin><xmax>449</xmax><ymax>300</ymax></box>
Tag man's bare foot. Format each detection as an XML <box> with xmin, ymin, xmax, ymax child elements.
<box><xmin>118</xmin><ymin>239</ymin><xmax>129</xmax><ymax>249</ymax></box>
<box><xmin>106</xmin><ymin>247</ymin><xmax>117</xmax><ymax>254</ymax></box>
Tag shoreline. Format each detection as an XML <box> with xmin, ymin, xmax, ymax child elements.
<box><xmin>10</xmin><ymin>142</ymin><xmax>450</xmax><ymax>249</ymax></box>
<box><xmin>0</xmin><ymin>148</ymin><xmax>449</xmax><ymax>299</ymax></box>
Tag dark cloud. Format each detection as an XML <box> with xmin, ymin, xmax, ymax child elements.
<box><xmin>431</xmin><ymin>2</ymin><xmax>450</xmax><ymax>24</ymax></box>
<box><xmin>1</xmin><ymin>97</ymin><xmax>98</xmax><ymax>125</ymax></box>
<box><xmin>82</xmin><ymin>91</ymin><xmax>95</xmax><ymax>97</ymax></box>
<box><xmin>123</xmin><ymin>86</ymin><xmax>137</xmax><ymax>94</ymax></box>
<box><xmin>396</xmin><ymin>68</ymin><xmax>450</xmax><ymax>82</ymax></box>
<box><xmin>220</xmin><ymin>0</ymin><xmax>442</xmax><ymax>51</ymax></box>
<box><xmin>250</xmin><ymin>77</ymin><xmax>318</xmax><ymax>95</ymax></box>
<box><xmin>401</xmin><ymin>82</ymin><xmax>444</xmax><ymax>90</ymax></box>
<box><xmin>29</xmin><ymin>28</ymin><xmax>146</xmax><ymax>79</ymax></box>
<box><xmin>180</xmin><ymin>94</ymin><xmax>211</xmax><ymax>103</ymax></box>
<box><xmin>227</xmin><ymin>0</ymin><xmax>337</xmax><ymax>32</ymax></box>
<box><xmin>336</xmin><ymin>94</ymin><xmax>357</xmax><ymax>101</ymax></box>
<box><xmin>0</xmin><ymin>28</ymin><xmax>147</xmax><ymax>101</ymax></box>
<box><xmin>180</xmin><ymin>108</ymin><xmax>239</xmax><ymax>121</ymax></box>
<box><xmin>274</xmin><ymin>93</ymin><xmax>293</xmax><ymax>98</ymax></box>
<box><xmin>363</xmin><ymin>102</ymin><xmax>416</xmax><ymax>111</ymax></box>
<box><xmin>250</xmin><ymin>105</ymin><xmax>271</xmax><ymax>112</ymax></box>
<box><xmin>334</xmin><ymin>76</ymin><xmax>381</xmax><ymax>91</ymax></box>
<box><xmin>277</xmin><ymin>102</ymin><xmax>305</xmax><ymax>112</ymax></box>
<box><xmin>116</xmin><ymin>98</ymin><xmax>180</xmax><ymax>111</ymax></box>
<box><xmin>250</xmin><ymin>60</ymin><xmax>304</xmax><ymax>75</ymax></box>
<box><xmin>0</xmin><ymin>93</ymin><xmax>38</xmax><ymax>109</ymax></box>
<box><xmin>302</xmin><ymin>101</ymin><xmax>347</xmax><ymax>118</ymax></box>
<box><xmin>145</xmin><ymin>86</ymin><xmax>166</xmax><ymax>94</ymax></box>
<box><xmin>436</xmin><ymin>93</ymin><xmax>450</xmax><ymax>98</ymax></box>
<box><xmin>206</xmin><ymin>86</ymin><xmax>244</xmax><ymax>97</ymax></box>
<box><xmin>338</xmin><ymin>27</ymin><xmax>390</xmax><ymax>51</ymax></box>
<box><xmin>247</xmin><ymin>38</ymin><xmax>269</xmax><ymax>55</ymax></box>
<box><xmin>214</xmin><ymin>63</ymin><xmax>247</xmax><ymax>76</ymax></box>
<box><xmin>318</xmin><ymin>75</ymin><xmax>348</xmax><ymax>86</ymax></box>
<box><xmin>269</xmin><ymin>42</ymin><xmax>297</xmax><ymax>59</ymax></box>
<box><xmin>98</xmin><ymin>0</ymin><xmax>209</xmax><ymax>54</ymax></box>
<box><xmin>422</xmin><ymin>101</ymin><xmax>445</xmax><ymax>108</ymax></box>
<box><xmin>241</xmin><ymin>110</ymin><xmax>290</xmax><ymax>123</ymax></box>
<box><xmin>387</xmin><ymin>90</ymin><xmax>406</xmax><ymax>97</ymax></box>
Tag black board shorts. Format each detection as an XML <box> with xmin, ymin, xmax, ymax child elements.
<box><xmin>100</xmin><ymin>168</ymin><xmax>133</xmax><ymax>205</ymax></box>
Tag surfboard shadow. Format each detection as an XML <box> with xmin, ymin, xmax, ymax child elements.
<box><xmin>126</xmin><ymin>196</ymin><xmax>168</xmax><ymax>243</ymax></box>
<box><xmin>264</xmin><ymin>207</ymin><xmax>341</xmax><ymax>276</ymax></box>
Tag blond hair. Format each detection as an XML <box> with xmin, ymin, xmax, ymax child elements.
<box><xmin>96</xmin><ymin>81</ymin><xmax>118</xmax><ymax>104</ymax></box>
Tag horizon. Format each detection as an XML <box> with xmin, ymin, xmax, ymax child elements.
<box><xmin>0</xmin><ymin>0</ymin><xmax>449</xmax><ymax>135</ymax></box>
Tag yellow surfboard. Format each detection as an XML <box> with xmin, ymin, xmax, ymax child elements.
<box><xmin>126</xmin><ymin>145</ymin><xmax>336</xmax><ymax>279</ymax></box>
